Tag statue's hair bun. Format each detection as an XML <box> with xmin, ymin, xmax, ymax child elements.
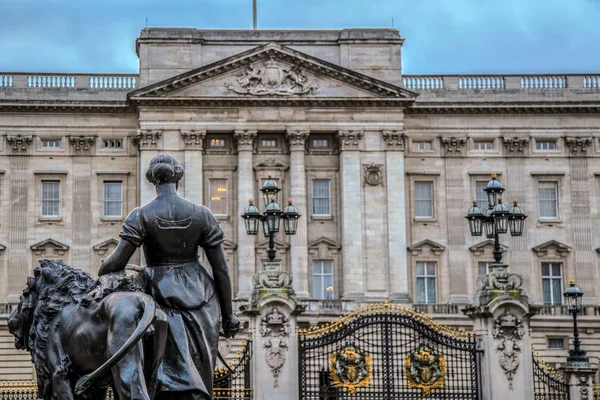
<box><xmin>146</xmin><ymin>154</ymin><xmax>184</xmax><ymax>185</ymax></box>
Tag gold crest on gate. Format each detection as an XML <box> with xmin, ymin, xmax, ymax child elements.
<box><xmin>329</xmin><ymin>342</ymin><xmax>372</xmax><ymax>394</ymax></box>
<box><xmin>405</xmin><ymin>345</ymin><xmax>447</xmax><ymax>396</ymax></box>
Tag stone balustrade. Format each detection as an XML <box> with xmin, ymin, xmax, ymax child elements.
<box><xmin>402</xmin><ymin>74</ymin><xmax>600</xmax><ymax>91</ymax></box>
<box><xmin>0</xmin><ymin>72</ymin><xmax>138</xmax><ymax>90</ymax></box>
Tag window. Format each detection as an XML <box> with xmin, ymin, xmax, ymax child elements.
<box><xmin>312</xmin><ymin>139</ymin><xmax>329</xmax><ymax>148</ymax></box>
<box><xmin>413</xmin><ymin>141</ymin><xmax>432</xmax><ymax>151</ymax></box>
<box><xmin>473</xmin><ymin>141</ymin><xmax>494</xmax><ymax>150</ymax></box>
<box><xmin>539</xmin><ymin>181</ymin><xmax>558</xmax><ymax>219</ymax></box>
<box><xmin>475</xmin><ymin>181</ymin><xmax>489</xmax><ymax>211</ymax></box>
<box><xmin>478</xmin><ymin>261</ymin><xmax>492</xmax><ymax>277</ymax></box>
<box><xmin>547</xmin><ymin>338</ymin><xmax>564</xmax><ymax>349</ymax></box>
<box><xmin>42</xmin><ymin>139</ymin><xmax>61</xmax><ymax>148</ymax></box>
<box><xmin>416</xmin><ymin>261</ymin><xmax>436</xmax><ymax>304</ymax></box>
<box><xmin>542</xmin><ymin>262</ymin><xmax>563</xmax><ymax>305</ymax></box>
<box><xmin>103</xmin><ymin>182</ymin><xmax>122</xmax><ymax>217</ymax></box>
<box><xmin>209</xmin><ymin>138</ymin><xmax>226</xmax><ymax>148</ymax></box>
<box><xmin>41</xmin><ymin>181</ymin><xmax>60</xmax><ymax>217</ymax></box>
<box><xmin>104</xmin><ymin>139</ymin><xmax>122</xmax><ymax>149</ymax></box>
<box><xmin>312</xmin><ymin>179</ymin><xmax>331</xmax><ymax>216</ymax></box>
<box><xmin>312</xmin><ymin>260</ymin><xmax>334</xmax><ymax>300</ymax></box>
<box><xmin>414</xmin><ymin>181</ymin><xmax>433</xmax><ymax>218</ymax></box>
<box><xmin>536</xmin><ymin>140</ymin><xmax>557</xmax><ymax>150</ymax></box>
<box><xmin>261</xmin><ymin>139</ymin><xmax>277</xmax><ymax>148</ymax></box>
<box><xmin>209</xmin><ymin>179</ymin><xmax>228</xmax><ymax>215</ymax></box>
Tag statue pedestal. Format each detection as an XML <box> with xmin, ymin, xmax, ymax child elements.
<box><xmin>464</xmin><ymin>264</ymin><xmax>539</xmax><ymax>400</ymax></box>
<box><xmin>240</xmin><ymin>262</ymin><xmax>304</xmax><ymax>400</ymax></box>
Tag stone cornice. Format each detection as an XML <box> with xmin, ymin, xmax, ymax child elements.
<box><xmin>234</xmin><ymin>129</ymin><xmax>257</xmax><ymax>151</ymax></box>
<box><xmin>135</xmin><ymin>129</ymin><xmax>162</xmax><ymax>150</ymax></box>
<box><xmin>180</xmin><ymin>129</ymin><xmax>206</xmax><ymax>150</ymax></box>
<box><xmin>69</xmin><ymin>135</ymin><xmax>96</xmax><ymax>154</ymax></box>
<box><xmin>337</xmin><ymin>130</ymin><xmax>363</xmax><ymax>151</ymax></box>
<box><xmin>381</xmin><ymin>130</ymin><xmax>406</xmax><ymax>151</ymax></box>
<box><xmin>0</xmin><ymin>100</ymin><xmax>133</xmax><ymax>114</ymax></box>
<box><xmin>406</xmin><ymin>103</ymin><xmax>600</xmax><ymax>115</ymax></box>
<box><xmin>6</xmin><ymin>134</ymin><xmax>33</xmax><ymax>154</ymax></box>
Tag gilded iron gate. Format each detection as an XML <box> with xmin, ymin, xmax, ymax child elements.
<box><xmin>298</xmin><ymin>304</ymin><xmax>481</xmax><ymax>399</ymax></box>
<box><xmin>532</xmin><ymin>352</ymin><xmax>569</xmax><ymax>400</ymax></box>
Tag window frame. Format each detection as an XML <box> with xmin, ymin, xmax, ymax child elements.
<box><xmin>472</xmin><ymin>140</ymin><xmax>495</xmax><ymax>151</ymax></box>
<box><xmin>41</xmin><ymin>180</ymin><xmax>61</xmax><ymax>218</ymax></box>
<box><xmin>102</xmin><ymin>181</ymin><xmax>123</xmax><ymax>219</ymax></box>
<box><xmin>413</xmin><ymin>180</ymin><xmax>434</xmax><ymax>220</ymax></box>
<box><xmin>41</xmin><ymin>139</ymin><xmax>61</xmax><ymax>148</ymax></box>
<box><xmin>35</xmin><ymin>171</ymin><xmax>67</xmax><ymax>223</ymax></box>
<box><xmin>208</xmin><ymin>178</ymin><xmax>229</xmax><ymax>217</ymax></box>
<box><xmin>103</xmin><ymin>139</ymin><xmax>123</xmax><ymax>149</ymax></box>
<box><xmin>413</xmin><ymin>141</ymin><xmax>433</xmax><ymax>151</ymax></box>
<box><xmin>415</xmin><ymin>261</ymin><xmax>437</xmax><ymax>304</ymax></box>
<box><xmin>538</xmin><ymin>180</ymin><xmax>559</xmax><ymax>221</ymax></box>
<box><xmin>477</xmin><ymin>261</ymin><xmax>493</xmax><ymax>277</ymax></box>
<box><xmin>308</xmin><ymin>134</ymin><xmax>334</xmax><ymax>154</ymax></box>
<box><xmin>311</xmin><ymin>259</ymin><xmax>334</xmax><ymax>300</ymax></box>
<box><xmin>547</xmin><ymin>337</ymin><xmax>565</xmax><ymax>350</ymax></box>
<box><xmin>311</xmin><ymin>178</ymin><xmax>332</xmax><ymax>217</ymax></box>
<box><xmin>535</xmin><ymin>140</ymin><xmax>558</xmax><ymax>151</ymax></box>
<box><xmin>541</xmin><ymin>262</ymin><xmax>564</xmax><ymax>306</ymax></box>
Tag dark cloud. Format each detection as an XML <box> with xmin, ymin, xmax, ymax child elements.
<box><xmin>0</xmin><ymin>0</ymin><xmax>598</xmax><ymax>73</ymax></box>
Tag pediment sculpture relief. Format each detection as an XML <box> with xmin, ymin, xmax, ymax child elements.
<box><xmin>225</xmin><ymin>58</ymin><xmax>318</xmax><ymax>96</ymax></box>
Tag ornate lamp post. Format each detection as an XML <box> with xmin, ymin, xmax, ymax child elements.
<box><xmin>563</xmin><ymin>280</ymin><xmax>588</xmax><ymax>365</ymax></box>
<box><xmin>465</xmin><ymin>173</ymin><xmax>528</xmax><ymax>264</ymax></box>
<box><xmin>242</xmin><ymin>175</ymin><xmax>300</xmax><ymax>262</ymax></box>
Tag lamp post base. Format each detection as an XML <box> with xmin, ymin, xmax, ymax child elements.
<box><xmin>567</xmin><ymin>351</ymin><xmax>589</xmax><ymax>367</ymax></box>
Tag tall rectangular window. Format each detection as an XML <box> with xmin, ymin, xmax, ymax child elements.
<box><xmin>475</xmin><ymin>181</ymin><xmax>489</xmax><ymax>211</ymax></box>
<box><xmin>103</xmin><ymin>182</ymin><xmax>122</xmax><ymax>217</ymax></box>
<box><xmin>539</xmin><ymin>181</ymin><xmax>558</xmax><ymax>219</ymax></box>
<box><xmin>414</xmin><ymin>181</ymin><xmax>433</xmax><ymax>218</ymax></box>
<box><xmin>209</xmin><ymin>179</ymin><xmax>228</xmax><ymax>215</ymax></box>
<box><xmin>416</xmin><ymin>261</ymin><xmax>437</xmax><ymax>304</ymax></box>
<box><xmin>478</xmin><ymin>261</ymin><xmax>492</xmax><ymax>277</ymax></box>
<box><xmin>41</xmin><ymin>181</ymin><xmax>60</xmax><ymax>217</ymax></box>
<box><xmin>312</xmin><ymin>179</ymin><xmax>331</xmax><ymax>216</ymax></box>
<box><xmin>536</xmin><ymin>140</ymin><xmax>557</xmax><ymax>150</ymax></box>
<box><xmin>312</xmin><ymin>260</ymin><xmax>333</xmax><ymax>300</ymax></box>
<box><xmin>542</xmin><ymin>262</ymin><xmax>563</xmax><ymax>305</ymax></box>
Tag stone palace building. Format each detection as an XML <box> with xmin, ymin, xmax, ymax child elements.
<box><xmin>1</xmin><ymin>27</ymin><xmax>600</xmax><ymax>381</ymax></box>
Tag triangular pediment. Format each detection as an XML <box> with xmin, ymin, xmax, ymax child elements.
<box><xmin>308</xmin><ymin>237</ymin><xmax>340</xmax><ymax>249</ymax></box>
<box><xmin>469</xmin><ymin>240</ymin><xmax>509</xmax><ymax>256</ymax></box>
<box><xmin>93</xmin><ymin>238</ymin><xmax>119</xmax><ymax>251</ymax></box>
<box><xmin>532</xmin><ymin>240</ymin><xmax>572</xmax><ymax>257</ymax></box>
<box><xmin>129</xmin><ymin>43</ymin><xmax>417</xmax><ymax>107</ymax></box>
<box><xmin>408</xmin><ymin>239</ymin><xmax>446</xmax><ymax>256</ymax></box>
<box><xmin>31</xmin><ymin>238</ymin><xmax>69</xmax><ymax>256</ymax></box>
<box><xmin>256</xmin><ymin>238</ymin><xmax>290</xmax><ymax>250</ymax></box>
<box><xmin>221</xmin><ymin>239</ymin><xmax>238</xmax><ymax>250</ymax></box>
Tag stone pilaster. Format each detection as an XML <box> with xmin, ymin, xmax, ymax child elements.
<box><xmin>337</xmin><ymin>130</ymin><xmax>364</xmax><ymax>299</ymax></box>
<box><xmin>286</xmin><ymin>129</ymin><xmax>310</xmax><ymax>299</ymax></box>
<box><xmin>181</xmin><ymin>130</ymin><xmax>206</xmax><ymax>205</ymax></box>
<box><xmin>234</xmin><ymin>129</ymin><xmax>257</xmax><ymax>300</ymax></box>
<box><xmin>136</xmin><ymin>129</ymin><xmax>162</xmax><ymax>207</ymax></box>
<box><xmin>382</xmin><ymin>130</ymin><xmax>409</xmax><ymax>301</ymax></box>
<box><xmin>72</xmin><ymin>158</ymin><xmax>92</xmax><ymax>273</ymax></box>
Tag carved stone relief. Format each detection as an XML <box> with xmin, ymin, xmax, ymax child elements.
<box><xmin>233</xmin><ymin>130</ymin><xmax>257</xmax><ymax>150</ymax></box>
<box><xmin>441</xmin><ymin>137</ymin><xmax>466</xmax><ymax>156</ymax></box>
<box><xmin>579</xmin><ymin>375</ymin><xmax>590</xmax><ymax>400</ymax></box>
<box><xmin>6</xmin><ymin>134</ymin><xmax>33</xmax><ymax>154</ymax></box>
<box><xmin>476</xmin><ymin>264</ymin><xmax>523</xmax><ymax>292</ymax></box>
<box><xmin>135</xmin><ymin>130</ymin><xmax>162</xmax><ymax>150</ymax></box>
<box><xmin>260</xmin><ymin>307</ymin><xmax>292</xmax><ymax>387</ymax></box>
<box><xmin>69</xmin><ymin>136</ymin><xmax>95</xmax><ymax>154</ymax></box>
<box><xmin>502</xmin><ymin>137</ymin><xmax>529</xmax><ymax>155</ymax></box>
<box><xmin>565</xmin><ymin>137</ymin><xmax>592</xmax><ymax>155</ymax></box>
<box><xmin>225</xmin><ymin>59</ymin><xmax>318</xmax><ymax>96</ymax></box>
<box><xmin>492</xmin><ymin>309</ymin><xmax>525</xmax><ymax>390</ymax></box>
<box><xmin>337</xmin><ymin>130</ymin><xmax>363</xmax><ymax>151</ymax></box>
<box><xmin>180</xmin><ymin>130</ymin><xmax>206</xmax><ymax>150</ymax></box>
<box><xmin>381</xmin><ymin>130</ymin><xmax>406</xmax><ymax>151</ymax></box>
<box><xmin>363</xmin><ymin>163</ymin><xmax>384</xmax><ymax>186</ymax></box>
<box><xmin>286</xmin><ymin>129</ymin><xmax>310</xmax><ymax>149</ymax></box>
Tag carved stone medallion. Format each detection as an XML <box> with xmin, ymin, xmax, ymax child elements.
<box><xmin>225</xmin><ymin>59</ymin><xmax>318</xmax><ymax>96</ymax></box>
<box><xmin>404</xmin><ymin>345</ymin><xmax>446</xmax><ymax>396</ymax></box>
<box><xmin>363</xmin><ymin>163</ymin><xmax>384</xmax><ymax>186</ymax></box>
<box><xmin>492</xmin><ymin>309</ymin><xmax>525</xmax><ymax>389</ymax></box>
<box><xmin>329</xmin><ymin>342</ymin><xmax>372</xmax><ymax>394</ymax></box>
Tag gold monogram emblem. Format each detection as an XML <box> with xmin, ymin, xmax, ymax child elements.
<box><xmin>405</xmin><ymin>345</ymin><xmax>446</xmax><ymax>396</ymax></box>
<box><xmin>329</xmin><ymin>343</ymin><xmax>372</xmax><ymax>394</ymax></box>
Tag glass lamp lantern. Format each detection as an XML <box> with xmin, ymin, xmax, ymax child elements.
<box><xmin>260</xmin><ymin>175</ymin><xmax>281</xmax><ymax>207</ymax></box>
<box><xmin>465</xmin><ymin>200</ymin><xmax>485</xmax><ymax>236</ymax></box>
<box><xmin>492</xmin><ymin>198</ymin><xmax>510</xmax><ymax>234</ymax></box>
<box><xmin>483</xmin><ymin>209</ymin><xmax>495</xmax><ymax>239</ymax></box>
<box><xmin>564</xmin><ymin>280</ymin><xmax>583</xmax><ymax>314</ymax></box>
<box><xmin>484</xmin><ymin>173</ymin><xmax>505</xmax><ymax>207</ymax></box>
<box><xmin>242</xmin><ymin>199</ymin><xmax>261</xmax><ymax>235</ymax></box>
<box><xmin>282</xmin><ymin>199</ymin><xmax>300</xmax><ymax>235</ymax></box>
<box><xmin>263</xmin><ymin>195</ymin><xmax>282</xmax><ymax>234</ymax></box>
<box><xmin>508</xmin><ymin>200</ymin><xmax>527</xmax><ymax>237</ymax></box>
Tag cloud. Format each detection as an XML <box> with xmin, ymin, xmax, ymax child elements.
<box><xmin>0</xmin><ymin>0</ymin><xmax>598</xmax><ymax>74</ymax></box>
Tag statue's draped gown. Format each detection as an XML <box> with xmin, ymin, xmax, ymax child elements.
<box><xmin>119</xmin><ymin>197</ymin><xmax>224</xmax><ymax>400</ymax></box>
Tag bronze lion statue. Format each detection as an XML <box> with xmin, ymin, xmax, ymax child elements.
<box><xmin>7</xmin><ymin>259</ymin><xmax>168</xmax><ymax>400</ymax></box>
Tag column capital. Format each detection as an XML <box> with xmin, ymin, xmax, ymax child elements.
<box><xmin>6</xmin><ymin>134</ymin><xmax>33</xmax><ymax>154</ymax></box>
<box><xmin>381</xmin><ymin>130</ymin><xmax>406</xmax><ymax>151</ymax></box>
<box><xmin>135</xmin><ymin>129</ymin><xmax>162</xmax><ymax>150</ymax></box>
<box><xmin>234</xmin><ymin>129</ymin><xmax>257</xmax><ymax>151</ymax></box>
<box><xmin>286</xmin><ymin>129</ymin><xmax>310</xmax><ymax>151</ymax></box>
<box><xmin>566</xmin><ymin>136</ymin><xmax>592</xmax><ymax>156</ymax></box>
<box><xmin>337</xmin><ymin>129</ymin><xmax>363</xmax><ymax>151</ymax></box>
<box><xmin>441</xmin><ymin>136</ymin><xmax>467</xmax><ymax>157</ymax></box>
<box><xmin>69</xmin><ymin>135</ymin><xmax>96</xmax><ymax>155</ymax></box>
<box><xmin>502</xmin><ymin>136</ymin><xmax>529</xmax><ymax>156</ymax></box>
<box><xmin>180</xmin><ymin>129</ymin><xmax>206</xmax><ymax>150</ymax></box>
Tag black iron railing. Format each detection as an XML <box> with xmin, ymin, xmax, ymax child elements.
<box><xmin>532</xmin><ymin>352</ymin><xmax>569</xmax><ymax>400</ymax></box>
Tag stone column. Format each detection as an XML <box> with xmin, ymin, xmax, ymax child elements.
<box><xmin>234</xmin><ymin>130</ymin><xmax>257</xmax><ymax>299</ymax></box>
<box><xmin>136</xmin><ymin>130</ymin><xmax>162</xmax><ymax>207</ymax></box>
<box><xmin>338</xmin><ymin>130</ymin><xmax>364</xmax><ymax>299</ymax></box>
<box><xmin>286</xmin><ymin>129</ymin><xmax>310</xmax><ymax>299</ymax></box>
<box><xmin>180</xmin><ymin>130</ymin><xmax>206</xmax><ymax>205</ymax></box>
<box><xmin>465</xmin><ymin>267</ymin><xmax>538</xmax><ymax>400</ymax></box>
<box><xmin>382</xmin><ymin>130</ymin><xmax>409</xmax><ymax>301</ymax></box>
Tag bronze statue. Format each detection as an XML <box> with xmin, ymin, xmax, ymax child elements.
<box><xmin>8</xmin><ymin>260</ymin><xmax>168</xmax><ymax>399</ymax></box>
<box><xmin>98</xmin><ymin>154</ymin><xmax>240</xmax><ymax>400</ymax></box>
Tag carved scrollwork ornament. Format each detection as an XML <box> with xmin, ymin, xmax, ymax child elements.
<box><xmin>253</xmin><ymin>270</ymin><xmax>292</xmax><ymax>289</ymax></box>
<box><xmin>579</xmin><ymin>375</ymin><xmax>590</xmax><ymax>400</ymax></box>
<box><xmin>363</xmin><ymin>163</ymin><xmax>384</xmax><ymax>186</ymax></box>
<box><xmin>285</xmin><ymin>129</ymin><xmax>310</xmax><ymax>148</ymax></box>
<box><xmin>381</xmin><ymin>130</ymin><xmax>406</xmax><ymax>151</ymax></box>
<box><xmin>337</xmin><ymin>130</ymin><xmax>363</xmax><ymax>151</ymax></box>
<box><xmin>135</xmin><ymin>130</ymin><xmax>162</xmax><ymax>150</ymax></box>
<box><xmin>404</xmin><ymin>345</ymin><xmax>446</xmax><ymax>396</ymax></box>
<box><xmin>260</xmin><ymin>307</ymin><xmax>291</xmax><ymax>387</ymax></box>
<box><xmin>233</xmin><ymin>130</ymin><xmax>257</xmax><ymax>149</ymax></box>
<box><xmin>476</xmin><ymin>264</ymin><xmax>523</xmax><ymax>291</ymax></box>
<box><xmin>330</xmin><ymin>342</ymin><xmax>372</xmax><ymax>394</ymax></box>
<box><xmin>180</xmin><ymin>130</ymin><xmax>206</xmax><ymax>150</ymax></box>
<box><xmin>492</xmin><ymin>309</ymin><xmax>525</xmax><ymax>389</ymax></box>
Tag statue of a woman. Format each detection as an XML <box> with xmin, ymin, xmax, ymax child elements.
<box><xmin>99</xmin><ymin>154</ymin><xmax>240</xmax><ymax>400</ymax></box>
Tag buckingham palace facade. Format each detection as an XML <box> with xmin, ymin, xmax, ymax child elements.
<box><xmin>1</xmin><ymin>27</ymin><xmax>600</xmax><ymax>380</ymax></box>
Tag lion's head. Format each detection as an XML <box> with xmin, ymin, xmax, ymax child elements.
<box><xmin>7</xmin><ymin>275</ymin><xmax>37</xmax><ymax>351</ymax></box>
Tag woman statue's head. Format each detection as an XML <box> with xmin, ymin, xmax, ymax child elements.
<box><xmin>146</xmin><ymin>154</ymin><xmax>184</xmax><ymax>186</ymax></box>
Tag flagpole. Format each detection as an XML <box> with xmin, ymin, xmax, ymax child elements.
<box><xmin>253</xmin><ymin>0</ymin><xmax>257</xmax><ymax>30</ymax></box>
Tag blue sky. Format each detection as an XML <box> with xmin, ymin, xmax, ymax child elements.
<box><xmin>0</xmin><ymin>0</ymin><xmax>599</xmax><ymax>74</ymax></box>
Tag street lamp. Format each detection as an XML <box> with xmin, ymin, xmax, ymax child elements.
<box><xmin>465</xmin><ymin>173</ymin><xmax>527</xmax><ymax>264</ymax></box>
<box><xmin>242</xmin><ymin>175</ymin><xmax>301</xmax><ymax>262</ymax></box>
<box><xmin>563</xmin><ymin>280</ymin><xmax>588</xmax><ymax>365</ymax></box>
